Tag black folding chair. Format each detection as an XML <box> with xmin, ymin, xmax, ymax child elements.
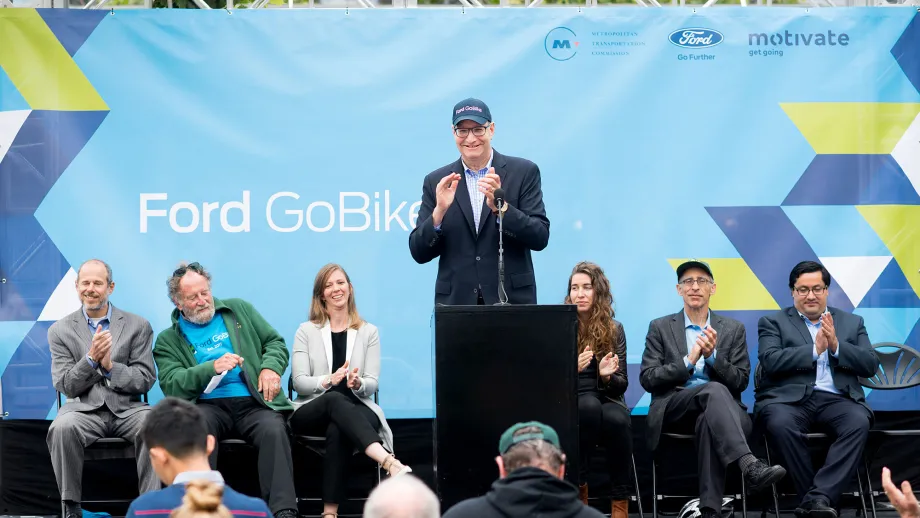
<box><xmin>287</xmin><ymin>377</ymin><xmax>382</xmax><ymax>505</ymax></box>
<box><xmin>858</xmin><ymin>342</ymin><xmax>920</xmax><ymax>518</ymax></box>
<box><xmin>652</xmin><ymin>432</ymin><xmax>748</xmax><ymax>518</ymax></box>
<box><xmin>55</xmin><ymin>391</ymin><xmax>149</xmax><ymax>516</ymax></box>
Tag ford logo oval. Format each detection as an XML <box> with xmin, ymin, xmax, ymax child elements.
<box><xmin>668</xmin><ymin>28</ymin><xmax>724</xmax><ymax>49</ymax></box>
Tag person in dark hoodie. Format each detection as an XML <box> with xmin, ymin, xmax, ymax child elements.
<box><xmin>442</xmin><ymin>421</ymin><xmax>605</xmax><ymax>518</ymax></box>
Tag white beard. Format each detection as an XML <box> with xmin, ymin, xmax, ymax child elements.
<box><xmin>185</xmin><ymin>306</ymin><xmax>216</xmax><ymax>325</ymax></box>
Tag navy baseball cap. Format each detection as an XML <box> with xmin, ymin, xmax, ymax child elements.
<box><xmin>452</xmin><ymin>98</ymin><xmax>492</xmax><ymax>126</ymax></box>
<box><xmin>676</xmin><ymin>260</ymin><xmax>714</xmax><ymax>281</ymax></box>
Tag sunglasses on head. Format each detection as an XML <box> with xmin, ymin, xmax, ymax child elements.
<box><xmin>173</xmin><ymin>262</ymin><xmax>204</xmax><ymax>277</ymax></box>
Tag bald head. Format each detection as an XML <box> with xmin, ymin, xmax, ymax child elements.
<box><xmin>77</xmin><ymin>259</ymin><xmax>113</xmax><ymax>285</ymax></box>
<box><xmin>363</xmin><ymin>475</ymin><xmax>439</xmax><ymax>518</ymax></box>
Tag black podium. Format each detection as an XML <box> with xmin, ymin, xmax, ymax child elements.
<box><xmin>433</xmin><ymin>304</ymin><xmax>579</xmax><ymax>509</ymax></box>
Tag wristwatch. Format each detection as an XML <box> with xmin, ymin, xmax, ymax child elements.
<box><xmin>494</xmin><ymin>202</ymin><xmax>508</xmax><ymax>216</ymax></box>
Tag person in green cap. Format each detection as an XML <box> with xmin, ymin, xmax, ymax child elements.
<box><xmin>441</xmin><ymin>421</ymin><xmax>604</xmax><ymax>518</ymax></box>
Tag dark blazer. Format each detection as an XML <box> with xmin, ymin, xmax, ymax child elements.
<box><xmin>754</xmin><ymin>306</ymin><xmax>879</xmax><ymax>417</ymax></box>
<box><xmin>408</xmin><ymin>150</ymin><xmax>550</xmax><ymax>305</ymax></box>
<box><xmin>639</xmin><ymin>310</ymin><xmax>750</xmax><ymax>451</ymax></box>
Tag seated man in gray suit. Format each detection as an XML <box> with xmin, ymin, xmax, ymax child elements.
<box><xmin>47</xmin><ymin>259</ymin><xmax>160</xmax><ymax>518</ymax></box>
<box><xmin>756</xmin><ymin>261</ymin><xmax>879</xmax><ymax>518</ymax></box>
<box><xmin>640</xmin><ymin>260</ymin><xmax>785</xmax><ymax>518</ymax></box>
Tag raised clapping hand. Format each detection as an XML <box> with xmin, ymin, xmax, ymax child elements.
<box><xmin>88</xmin><ymin>325</ymin><xmax>112</xmax><ymax>366</ymax></box>
<box><xmin>346</xmin><ymin>367</ymin><xmax>362</xmax><ymax>390</ymax></box>
<box><xmin>477</xmin><ymin>168</ymin><xmax>502</xmax><ymax>212</ymax></box>
<box><xmin>578</xmin><ymin>347</ymin><xmax>593</xmax><ymax>373</ymax></box>
<box><xmin>325</xmin><ymin>360</ymin><xmax>350</xmax><ymax>388</ymax></box>
<box><xmin>696</xmin><ymin>327</ymin><xmax>717</xmax><ymax>359</ymax></box>
<box><xmin>820</xmin><ymin>313</ymin><xmax>838</xmax><ymax>354</ymax></box>
<box><xmin>598</xmin><ymin>352</ymin><xmax>619</xmax><ymax>379</ymax></box>
<box><xmin>432</xmin><ymin>173</ymin><xmax>461</xmax><ymax>227</ymax></box>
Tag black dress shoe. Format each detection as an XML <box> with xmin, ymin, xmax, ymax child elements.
<box><xmin>742</xmin><ymin>459</ymin><xmax>787</xmax><ymax>492</ymax></box>
<box><xmin>700</xmin><ymin>507</ymin><xmax>720</xmax><ymax>518</ymax></box>
<box><xmin>274</xmin><ymin>509</ymin><xmax>299</xmax><ymax>518</ymax></box>
<box><xmin>795</xmin><ymin>498</ymin><xmax>838</xmax><ymax>518</ymax></box>
<box><xmin>63</xmin><ymin>501</ymin><xmax>81</xmax><ymax>518</ymax></box>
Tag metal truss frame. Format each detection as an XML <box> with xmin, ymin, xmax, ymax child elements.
<box><xmin>2</xmin><ymin>0</ymin><xmax>918</xmax><ymax>20</ymax></box>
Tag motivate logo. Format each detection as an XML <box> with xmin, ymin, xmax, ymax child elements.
<box><xmin>545</xmin><ymin>27</ymin><xmax>578</xmax><ymax>61</ymax></box>
<box><xmin>669</xmin><ymin>28</ymin><xmax>724</xmax><ymax>49</ymax></box>
<box><xmin>748</xmin><ymin>30</ymin><xmax>850</xmax><ymax>47</ymax></box>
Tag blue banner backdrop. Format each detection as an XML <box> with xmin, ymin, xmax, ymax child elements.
<box><xmin>0</xmin><ymin>7</ymin><xmax>919</xmax><ymax>420</ymax></box>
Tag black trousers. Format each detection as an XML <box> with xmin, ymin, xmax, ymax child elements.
<box><xmin>758</xmin><ymin>390</ymin><xmax>871</xmax><ymax>507</ymax></box>
<box><xmin>197</xmin><ymin>397</ymin><xmax>297</xmax><ymax>514</ymax></box>
<box><xmin>290</xmin><ymin>390</ymin><xmax>382</xmax><ymax>504</ymax></box>
<box><xmin>578</xmin><ymin>393</ymin><xmax>633</xmax><ymax>499</ymax></box>
<box><xmin>662</xmin><ymin>383</ymin><xmax>753</xmax><ymax>512</ymax></box>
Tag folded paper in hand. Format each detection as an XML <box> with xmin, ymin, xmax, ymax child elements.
<box><xmin>204</xmin><ymin>370</ymin><xmax>228</xmax><ymax>394</ymax></box>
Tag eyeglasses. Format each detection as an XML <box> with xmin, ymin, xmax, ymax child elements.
<box><xmin>173</xmin><ymin>262</ymin><xmax>204</xmax><ymax>278</ymax></box>
<box><xmin>454</xmin><ymin>125</ymin><xmax>491</xmax><ymax>138</ymax></box>
<box><xmin>679</xmin><ymin>278</ymin><xmax>712</xmax><ymax>287</ymax></box>
<box><xmin>794</xmin><ymin>285</ymin><xmax>827</xmax><ymax>296</ymax></box>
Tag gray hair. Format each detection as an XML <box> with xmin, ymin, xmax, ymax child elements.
<box><xmin>77</xmin><ymin>259</ymin><xmax>114</xmax><ymax>285</ymax></box>
<box><xmin>363</xmin><ymin>475</ymin><xmax>440</xmax><ymax>518</ymax></box>
<box><xmin>500</xmin><ymin>426</ymin><xmax>565</xmax><ymax>473</ymax></box>
<box><xmin>167</xmin><ymin>261</ymin><xmax>212</xmax><ymax>304</ymax></box>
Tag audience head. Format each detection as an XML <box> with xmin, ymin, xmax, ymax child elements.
<box><xmin>675</xmin><ymin>260</ymin><xmax>716</xmax><ymax>312</ymax></box>
<box><xmin>76</xmin><ymin>259</ymin><xmax>115</xmax><ymax>313</ymax></box>
<box><xmin>309</xmin><ymin>263</ymin><xmax>362</xmax><ymax>328</ymax></box>
<box><xmin>565</xmin><ymin>261</ymin><xmax>617</xmax><ymax>358</ymax></box>
<box><xmin>452</xmin><ymin>98</ymin><xmax>495</xmax><ymax>168</ymax></box>
<box><xmin>141</xmin><ymin>397</ymin><xmax>215</xmax><ymax>485</ymax></box>
<box><xmin>169</xmin><ymin>480</ymin><xmax>232</xmax><ymax>518</ymax></box>
<box><xmin>363</xmin><ymin>475</ymin><xmax>440</xmax><ymax>518</ymax></box>
<box><xmin>495</xmin><ymin>421</ymin><xmax>566</xmax><ymax>479</ymax></box>
<box><xmin>167</xmin><ymin>261</ymin><xmax>215</xmax><ymax>325</ymax></box>
<box><xmin>789</xmin><ymin>260</ymin><xmax>832</xmax><ymax>320</ymax></box>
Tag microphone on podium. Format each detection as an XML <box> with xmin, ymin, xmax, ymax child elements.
<box><xmin>493</xmin><ymin>188</ymin><xmax>510</xmax><ymax>306</ymax></box>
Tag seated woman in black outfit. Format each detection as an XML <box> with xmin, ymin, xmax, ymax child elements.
<box><xmin>289</xmin><ymin>263</ymin><xmax>411</xmax><ymax>518</ymax></box>
<box><xmin>565</xmin><ymin>261</ymin><xmax>633</xmax><ymax>518</ymax></box>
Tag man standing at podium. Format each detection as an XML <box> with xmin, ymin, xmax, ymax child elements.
<box><xmin>640</xmin><ymin>260</ymin><xmax>786</xmax><ymax>518</ymax></box>
<box><xmin>409</xmin><ymin>98</ymin><xmax>550</xmax><ymax>305</ymax></box>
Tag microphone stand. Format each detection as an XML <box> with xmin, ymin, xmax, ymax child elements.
<box><xmin>495</xmin><ymin>196</ymin><xmax>509</xmax><ymax>306</ymax></box>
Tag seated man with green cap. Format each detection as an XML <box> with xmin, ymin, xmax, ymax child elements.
<box><xmin>442</xmin><ymin>421</ymin><xmax>604</xmax><ymax>518</ymax></box>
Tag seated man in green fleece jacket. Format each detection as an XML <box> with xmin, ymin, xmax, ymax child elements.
<box><xmin>153</xmin><ymin>262</ymin><xmax>297</xmax><ymax>518</ymax></box>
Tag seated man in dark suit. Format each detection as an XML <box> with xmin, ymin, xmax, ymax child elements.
<box><xmin>756</xmin><ymin>261</ymin><xmax>880</xmax><ymax>518</ymax></box>
<box><xmin>408</xmin><ymin>98</ymin><xmax>550</xmax><ymax>305</ymax></box>
<box><xmin>640</xmin><ymin>260</ymin><xmax>785</xmax><ymax>518</ymax></box>
<box><xmin>126</xmin><ymin>397</ymin><xmax>272</xmax><ymax>518</ymax></box>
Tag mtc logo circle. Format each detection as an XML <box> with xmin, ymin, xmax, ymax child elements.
<box><xmin>545</xmin><ymin>27</ymin><xmax>578</xmax><ymax>61</ymax></box>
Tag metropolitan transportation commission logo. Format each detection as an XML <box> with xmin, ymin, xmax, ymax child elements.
<box><xmin>545</xmin><ymin>27</ymin><xmax>578</xmax><ymax>61</ymax></box>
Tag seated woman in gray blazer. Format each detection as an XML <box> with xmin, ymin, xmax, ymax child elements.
<box><xmin>289</xmin><ymin>263</ymin><xmax>411</xmax><ymax>518</ymax></box>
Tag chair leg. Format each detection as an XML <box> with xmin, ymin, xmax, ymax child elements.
<box><xmin>863</xmin><ymin>459</ymin><xmax>877</xmax><ymax>518</ymax></box>
<box><xmin>740</xmin><ymin>471</ymin><xmax>748</xmax><ymax>518</ymax></box>
<box><xmin>61</xmin><ymin>500</ymin><xmax>65</xmax><ymax>518</ymax></box>
<box><xmin>764</xmin><ymin>438</ymin><xmax>781</xmax><ymax>518</ymax></box>
<box><xmin>632</xmin><ymin>454</ymin><xmax>644</xmax><ymax>518</ymax></box>
<box><xmin>652</xmin><ymin>458</ymin><xmax>659</xmax><ymax>518</ymax></box>
<box><xmin>856</xmin><ymin>464</ymin><xmax>869</xmax><ymax>518</ymax></box>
